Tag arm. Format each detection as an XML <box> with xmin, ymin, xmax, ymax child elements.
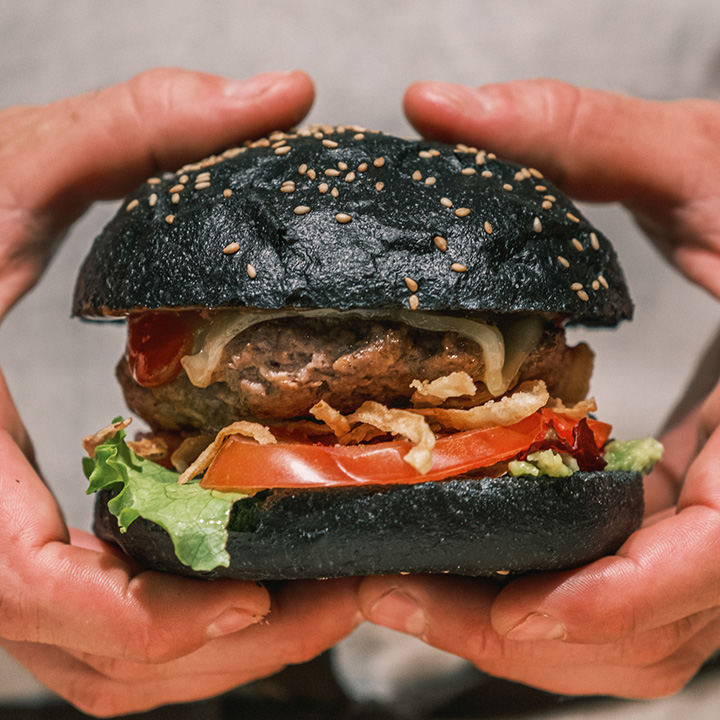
<box><xmin>0</xmin><ymin>68</ymin><xmax>360</xmax><ymax>717</ymax></box>
<box><xmin>359</xmin><ymin>79</ymin><xmax>720</xmax><ymax>698</ymax></box>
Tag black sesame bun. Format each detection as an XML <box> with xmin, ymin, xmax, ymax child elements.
<box><xmin>93</xmin><ymin>472</ymin><xmax>644</xmax><ymax>580</ymax></box>
<box><xmin>77</xmin><ymin>125</ymin><xmax>645</xmax><ymax>581</ymax></box>
<box><xmin>73</xmin><ymin>125</ymin><xmax>632</xmax><ymax>324</ymax></box>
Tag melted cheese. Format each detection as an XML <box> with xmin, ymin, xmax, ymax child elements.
<box><xmin>180</xmin><ymin>308</ymin><xmax>544</xmax><ymax>396</ymax></box>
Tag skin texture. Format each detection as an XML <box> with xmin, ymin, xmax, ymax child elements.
<box><xmin>357</xmin><ymin>79</ymin><xmax>720</xmax><ymax>699</ymax></box>
<box><xmin>0</xmin><ymin>68</ymin><xmax>361</xmax><ymax>718</ymax></box>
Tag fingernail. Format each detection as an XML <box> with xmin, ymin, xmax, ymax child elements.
<box><xmin>369</xmin><ymin>589</ymin><xmax>427</xmax><ymax>638</ymax></box>
<box><xmin>207</xmin><ymin>607</ymin><xmax>263</xmax><ymax>639</ymax></box>
<box><xmin>506</xmin><ymin>612</ymin><xmax>567</xmax><ymax>641</ymax></box>
<box><xmin>223</xmin><ymin>71</ymin><xmax>293</xmax><ymax>100</ymax></box>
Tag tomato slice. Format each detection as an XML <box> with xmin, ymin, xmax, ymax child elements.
<box><xmin>201</xmin><ymin>412</ymin><xmax>550</xmax><ymax>490</ymax></box>
<box><xmin>128</xmin><ymin>310</ymin><xmax>205</xmax><ymax>387</ymax></box>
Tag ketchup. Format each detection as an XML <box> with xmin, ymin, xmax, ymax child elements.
<box><xmin>127</xmin><ymin>310</ymin><xmax>205</xmax><ymax>387</ymax></box>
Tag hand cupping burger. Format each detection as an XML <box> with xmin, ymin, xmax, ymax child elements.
<box><xmin>77</xmin><ymin>125</ymin><xmax>662</xmax><ymax>580</ymax></box>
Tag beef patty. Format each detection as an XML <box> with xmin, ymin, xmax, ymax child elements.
<box><xmin>118</xmin><ymin>316</ymin><xmax>593</xmax><ymax>433</ymax></box>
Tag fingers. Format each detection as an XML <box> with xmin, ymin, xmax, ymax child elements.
<box><xmin>403</xmin><ymin>79</ymin><xmax>714</xmax><ymax>205</ymax></box>
<box><xmin>4</xmin><ymin>67</ymin><xmax>315</xmax><ymax>211</ymax></box>
<box><xmin>0</xmin><ymin>430</ymin><xmax>270</xmax><ymax>660</ymax></box>
<box><xmin>0</xmin><ymin>366</ymin><xmax>34</xmax><ymax>461</ymax></box>
<box><xmin>359</xmin><ymin>574</ymin><xmax>720</xmax><ymax>698</ymax></box>
<box><xmin>2</xmin><ymin>578</ymin><xmax>359</xmax><ymax>717</ymax></box>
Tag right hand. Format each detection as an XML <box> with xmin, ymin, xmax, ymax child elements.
<box><xmin>0</xmin><ymin>68</ymin><xmax>361</xmax><ymax>718</ymax></box>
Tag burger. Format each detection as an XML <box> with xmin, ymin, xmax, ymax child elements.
<box><xmin>76</xmin><ymin>125</ymin><xmax>661</xmax><ymax>580</ymax></box>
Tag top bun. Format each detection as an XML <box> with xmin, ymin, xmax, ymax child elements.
<box><xmin>73</xmin><ymin>125</ymin><xmax>632</xmax><ymax>326</ymax></box>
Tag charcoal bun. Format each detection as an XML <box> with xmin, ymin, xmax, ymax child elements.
<box><xmin>93</xmin><ymin>470</ymin><xmax>644</xmax><ymax>580</ymax></box>
<box><xmin>74</xmin><ymin>126</ymin><xmax>632</xmax><ymax>326</ymax></box>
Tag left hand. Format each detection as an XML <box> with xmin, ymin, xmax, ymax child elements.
<box><xmin>358</xmin><ymin>79</ymin><xmax>720</xmax><ymax>699</ymax></box>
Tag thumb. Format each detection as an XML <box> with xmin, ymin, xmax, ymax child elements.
<box><xmin>403</xmin><ymin>78</ymin><xmax>713</xmax><ymax>204</ymax></box>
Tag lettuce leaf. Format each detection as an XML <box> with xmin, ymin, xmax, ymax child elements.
<box><xmin>84</xmin><ymin>420</ymin><xmax>249</xmax><ymax>572</ymax></box>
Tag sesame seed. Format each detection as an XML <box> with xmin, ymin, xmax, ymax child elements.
<box><xmin>405</xmin><ymin>277</ymin><xmax>418</xmax><ymax>292</ymax></box>
<box><xmin>487</xmin><ymin>153</ymin><xmax>496</xmax><ymax>159</ymax></box>
<box><xmin>318</xmin><ymin>182</ymin><xmax>329</xmax><ymax>194</ymax></box>
<box><xmin>196</xmin><ymin>172</ymin><xmax>211</xmax><ymax>182</ymax></box>
<box><xmin>247</xmin><ymin>263</ymin><xmax>257</xmax><ymax>278</ymax></box>
<box><xmin>147</xmin><ymin>177</ymin><xmax>161</xmax><ymax>184</ymax></box>
<box><xmin>165</xmin><ymin>214</ymin><xmax>174</xmax><ymax>224</ymax></box>
<box><xmin>418</xmin><ymin>150</ymin><xmax>432</xmax><ymax>159</ymax></box>
<box><xmin>149</xmin><ymin>193</ymin><xmax>157</xmax><ymax>207</ymax></box>
<box><xmin>503</xmin><ymin>183</ymin><xmax>513</xmax><ymax>191</ymax></box>
<box><xmin>592</xmin><ymin>280</ymin><xmax>600</xmax><ymax>290</ymax></box>
<box><xmin>345</xmin><ymin>172</ymin><xmax>356</xmax><ymax>182</ymax></box>
<box><xmin>354</xmin><ymin>133</ymin><xmax>365</xmax><ymax>140</ymax></box>
<box><xmin>455</xmin><ymin>207</ymin><xmax>471</xmax><ymax>218</ymax></box>
<box><xmin>425</xmin><ymin>176</ymin><xmax>436</xmax><ymax>185</ymax></box>
<box><xmin>590</xmin><ymin>232</ymin><xmax>600</xmax><ymax>250</ymax></box>
<box><xmin>558</xmin><ymin>256</ymin><xmax>570</xmax><ymax>268</ymax></box>
<box><xmin>598</xmin><ymin>275</ymin><xmax>609</xmax><ymax>289</ymax></box>
<box><xmin>412</xmin><ymin>170</ymin><xmax>422</xmax><ymax>181</ymax></box>
<box><xmin>338</xmin><ymin>161</ymin><xmax>348</xmax><ymax>171</ymax></box>
<box><xmin>409</xmin><ymin>294</ymin><xmax>419</xmax><ymax>310</ymax></box>
<box><xmin>567</xmin><ymin>212</ymin><xmax>580</xmax><ymax>223</ymax></box>
<box><xmin>429</xmin><ymin>149</ymin><xmax>441</xmax><ymax>157</ymax></box>
<box><xmin>577</xmin><ymin>290</ymin><xmax>589</xmax><ymax>301</ymax></box>
<box><xmin>179</xmin><ymin>174</ymin><xmax>189</xmax><ymax>184</ymax></box>
<box><xmin>481</xmin><ymin>170</ymin><xmax>493</xmax><ymax>178</ymax></box>
<box><xmin>336</xmin><ymin>213</ymin><xmax>352</xmax><ymax>223</ymax></box>
<box><xmin>169</xmin><ymin>184</ymin><xmax>185</xmax><ymax>193</ymax></box>
<box><xmin>223</xmin><ymin>189</ymin><xmax>233</xmax><ymax>198</ymax></box>
<box><xmin>358</xmin><ymin>162</ymin><xmax>368</xmax><ymax>172</ymax></box>
<box><xmin>434</xmin><ymin>236</ymin><xmax>448</xmax><ymax>252</ymax></box>
<box><xmin>126</xmin><ymin>199</ymin><xmax>139</xmax><ymax>211</ymax></box>
<box><xmin>325</xmin><ymin>168</ymin><xmax>341</xmax><ymax>177</ymax></box>
<box><xmin>441</xmin><ymin>197</ymin><xmax>453</xmax><ymax>208</ymax></box>
<box><xmin>280</xmin><ymin>185</ymin><xmax>295</xmax><ymax>193</ymax></box>
<box><xmin>322</xmin><ymin>139</ymin><xmax>339</xmax><ymax>148</ymax></box>
<box><xmin>307</xmin><ymin>169</ymin><xmax>317</xmax><ymax>180</ymax></box>
<box><xmin>171</xmin><ymin>193</ymin><xmax>180</xmax><ymax>204</ymax></box>
<box><xmin>533</xmin><ymin>217</ymin><xmax>543</xmax><ymax>233</ymax></box>
<box><xmin>223</xmin><ymin>242</ymin><xmax>240</xmax><ymax>255</ymax></box>
<box><xmin>313</xmin><ymin>132</ymin><xmax>324</xmax><ymax>140</ymax></box>
<box><xmin>544</xmin><ymin>195</ymin><xmax>557</xmax><ymax>202</ymax></box>
<box><xmin>475</xmin><ymin>152</ymin><xmax>486</xmax><ymax>165</ymax></box>
<box><xmin>294</xmin><ymin>205</ymin><xmax>311</xmax><ymax>215</ymax></box>
<box><xmin>571</xmin><ymin>282</ymin><xmax>583</xmax><ymax>291</ymax></box>
<box><xmin>529</xmin><ymin>168</ymin><xmax>544</xmax><ymax>179</ymax></box>
<box><xmin>484</xmin><ymin>221</ymin><xmax>493</xmax><ymax>234</ymax></box>
<box><xmin>298</xmin><ymin>164</ymin><xmax>308</xmax><ymax>175</ymax></box>
<box><xmin>375</xmin><ymin>182</ymin><xmax>384</xmax><ymax>191</ymax></box>
<box><xmin>373</xmin><ymin>157</ymin><xmax>385</xmax><ymax>168</ymax></box>
<box><xmin>572</xmin><ymin>238</ymin><xmax>584</xmax><ymax>252</ymax></box>
<box><xmin>195</xmin><ymin>182</ymin><xmax>211</xmax><ymax>190</ymax></box>
<box><xmin>461</xmin><ymin>167</ymin><xmax>477</xmax><ymax>175</ymax></box>
<box><xmin>331</xmin><ymin>187</ymin><xmax>339</xmax><ymax>197</ymax></box>
<box><xmin>274</xmin><ymin>145</ymin><xmax>291</xmax><ymax>155</ymax></box>
<box><xmin>271</xmin><ymin>139</ymin><xmax>286</xmax><ymax>148</ymax></box>
<box><xmin>542</xmin><ymin>200</ymin><xmax>553</xmax><ymax>210</ymax></box>
<box><xmin>535</xmin><ymin>185</ymin><xmax>548</xmax><ymax>192</ymax></box>
<box><xmin>451</xmin><ymin>262</ymin><xmax>467</xmax><ymax>272</ymax></box>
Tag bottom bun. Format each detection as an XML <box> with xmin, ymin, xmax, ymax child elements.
<box><xmin>94</xmin><ymin>471</ymin><xmax>644</xmax><ymax>580</ymax></box>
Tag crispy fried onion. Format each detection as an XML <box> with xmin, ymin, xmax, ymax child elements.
<box><xmin>309</xmin><ymin>399</ymin><xmax>352</xmax><ymax>437</ymax></box>
<box><xmin>83</xmin><ymin>418</ymin><xmax>169</xmax><ymax>462</ymax></box>
<box><xmin>171</xmin><ymin>434</ymin><xmax>213</xmax><ymax>473</ymax></box>
<box><xmin>547</xmin><ymin>395</ymin><xmax>598</xmax><ymax>419</ymax></box>
<box><xmin>410</xmin><ymin>371</ymin><xmax>477</xmax><ymax>407</ymax></box>
<box><xmin>178</xmin><ymin>421</ymin><xmax>277</xmax><ymax>485</ymax></box>
<box><xmin>83</xmin><ymin>418</ymin><xmax>132</xmax><ymax>458</ymax></box>
<box><xmin>347</xmin><ymin>401</ymin><xmax>436</xmax><ymax>474</ymax></box>
<box><xmin>415</xmin><ymin>380</ymin><xmax>549</xmax><ymax>431</ymax></box>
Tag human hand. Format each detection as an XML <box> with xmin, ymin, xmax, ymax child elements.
<box><xmin>357</xmin><ymin>79</ymin><xmax>720</xmax><ymax>699</ymax></box>
<box><xmin>0</xmin><ymin>68</ymin><xmax>360</xmax><ymax>718</ymax></box>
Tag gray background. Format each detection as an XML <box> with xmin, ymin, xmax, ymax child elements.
<box><xmin>1</xmin><ymin>1</ymin><xmax>720</xmax><ymax>714</ymax></box>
